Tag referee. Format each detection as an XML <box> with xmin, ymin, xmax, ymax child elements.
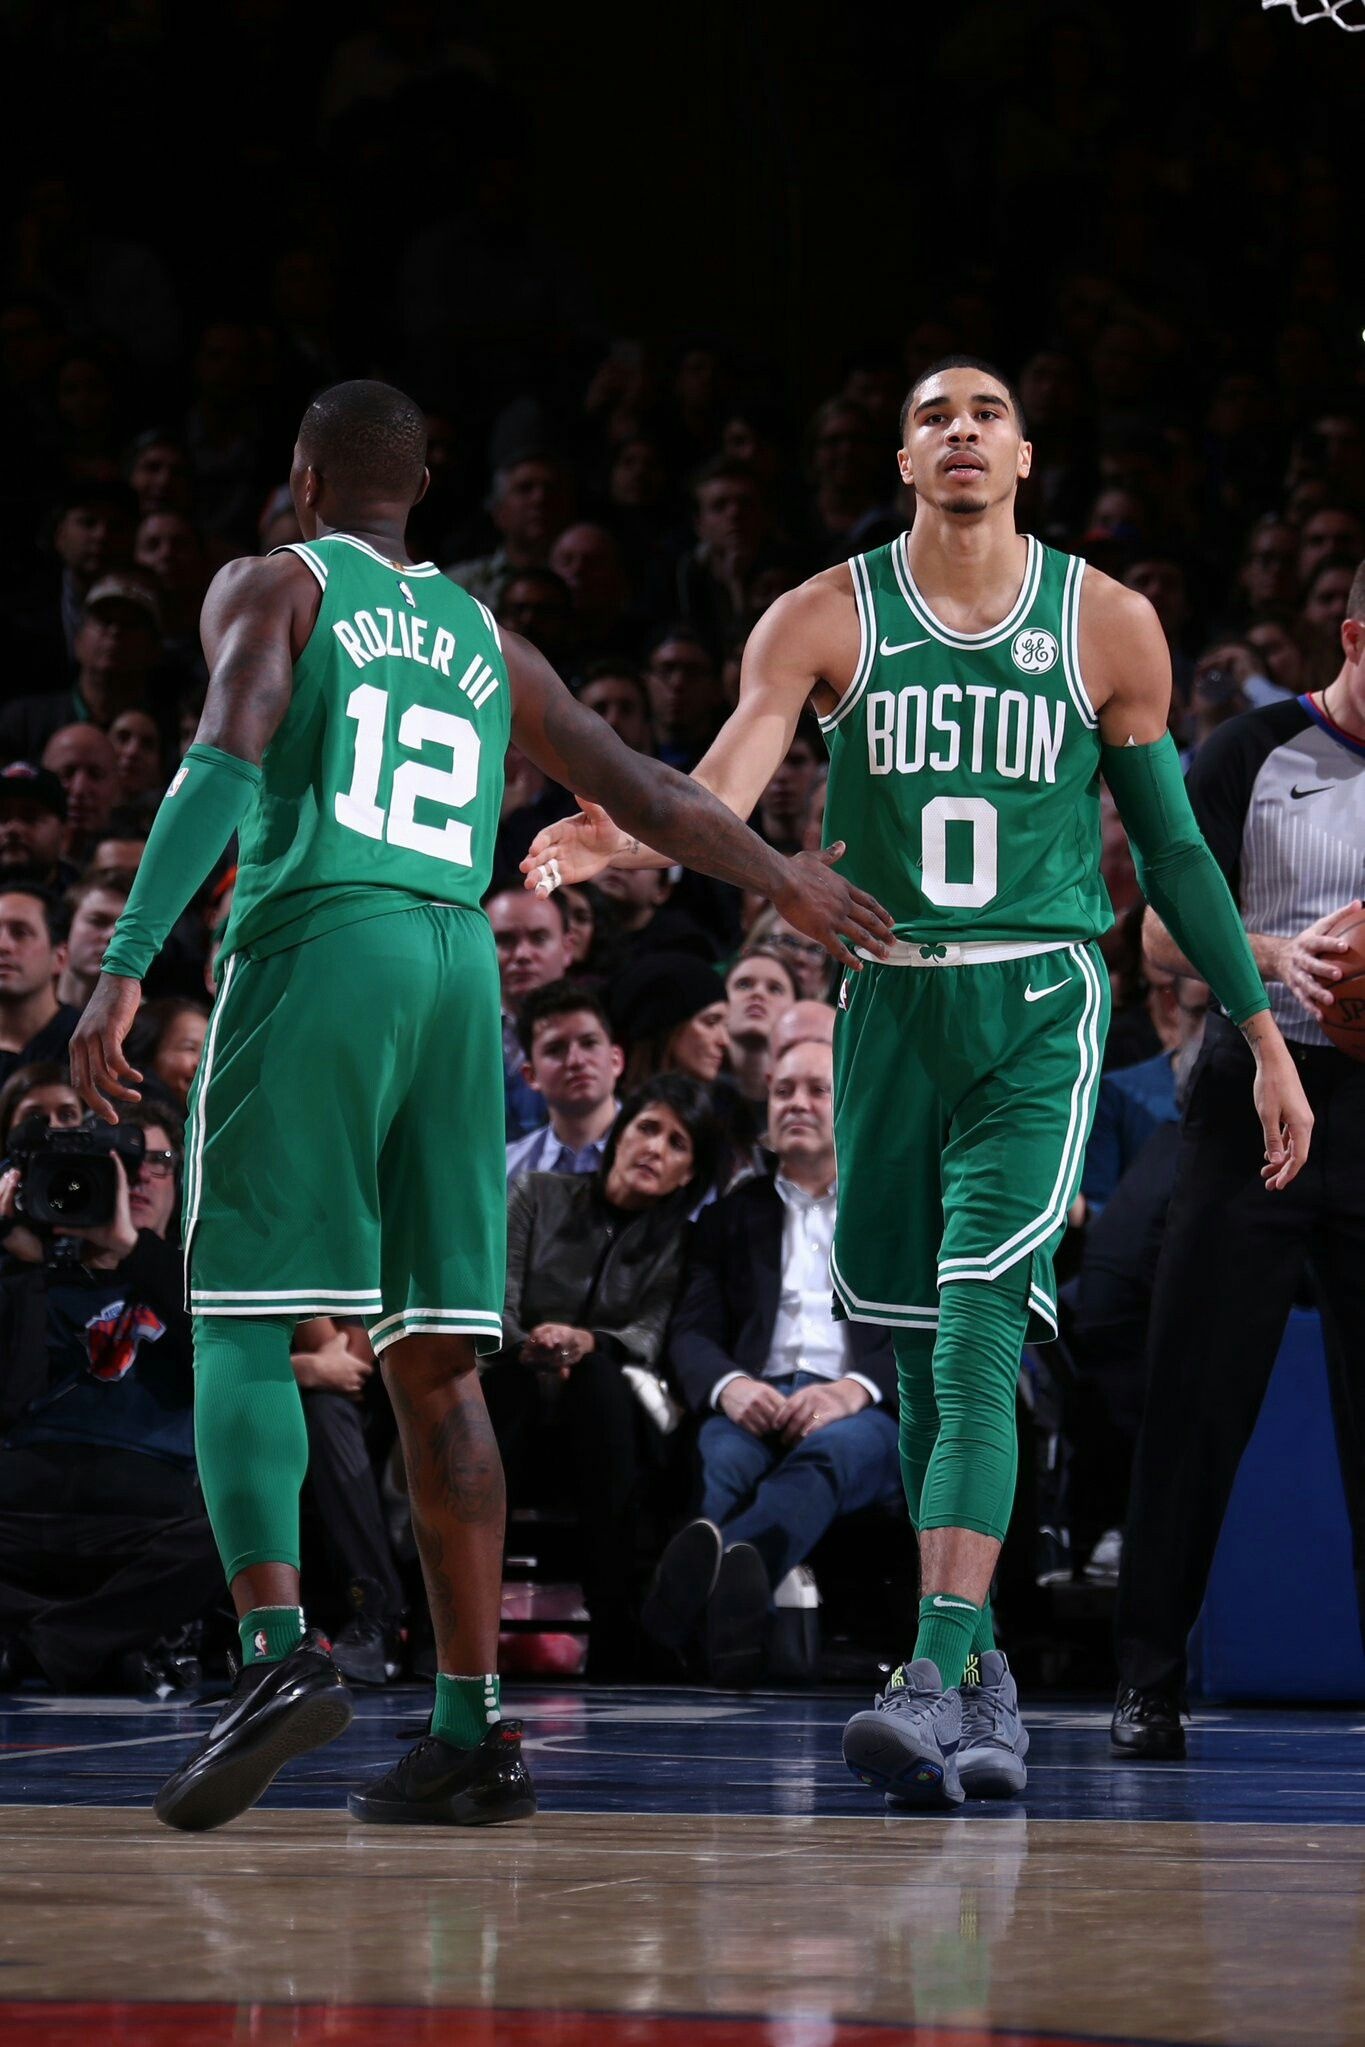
<box><xmin>1112</xmin><ymin>558</ymin><xmax>1365</xmax><ymax>1757</ymax></box>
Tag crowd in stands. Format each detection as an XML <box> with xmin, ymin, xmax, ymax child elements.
<box><xmin>0</xmin><ymin>1</ymin><xmax>1359</xmax><ymax>1692</ymax></box>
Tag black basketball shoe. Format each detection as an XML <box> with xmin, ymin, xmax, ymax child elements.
<box><xmin>1110</xmin><ymin>1681</ymin><xmax>1187</xmax><ymax>1760</ymax></box>
<box><xmin>153</xmin><ymin>1633</ymin><xmax>354</xmax><ymax>1832</ymax></box>
<box><xmin>347</xmin><ymin>1720</ymin><xmax>537</xmax><ymax>1826</ymax></box>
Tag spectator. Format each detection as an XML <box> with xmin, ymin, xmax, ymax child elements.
<box><xmin>669</xmin><ymin>457</ymin><xmax>773</xmax><ymax>658</ymax></box>
<box><xmin>1236</xmin><ymin>517</ymin><xmax>1299</xmax><ymax>618</ymax></box>
<box><xmin>447</xmin><ymin>453</ymin><xmax>575</xmax><ymax>610</ymax></box>
<box><xmin>484</xmin><ymin>1075</ymin><xmax>721</xmax><ymax>1676</ymax></box>
<box><xmin>651</xmin><ymin>1037</ymin><xmax>900</xmax><ymax>1682</ymax></box>
<box><xmin>771</xmin><ymin>999</ymin><xmax>836</xmax><ymax>1063</ymax></box>
<box><xmin>0</xmin><ymin>766</ymin><xmax>73</xmax><ymax>894</ymax></box>
<box><xmin>1252</xmin><ymin>610</ymin><xmax>1309</xmax><ymax>700</ymax></box>
<box><xmin>577</xmin><ymin>663</ymin><xmax>655</xmax><ymax>754</ymax></box>
<box><xmin>125</xmin><ymin>431</ymin><xmax>193</xmax><ymax>519</ymax></box>
<box><xmin>745</xmin><ymin>907</ymin><xmax>833</xmax><ymax>1002</ymax></box>
<box><xmin>1121</xmin><ymin>557</ymin><xmax>1194</xmax><ymax>700</ymax></box>
<box><xmin>134</xmin><ymin>510</ymin><xmax>210</xmax><ymax>669</ymax></box>
<box><xmin>549</xmin><ymin>522</ymin><xmax>635</xmax><ymax>655</ymax></box>
<box><xmin>1081</xmin><ymin>973</ymin><xmax>1209</xmax><ymax>1216</ymax></box>
<box><xmin>107</xmin><ymin>707</ymin><xmax>167</xmax><ymax>807</ymax></box>
<box><xmin>593</xmin><ymin>860</ymin><xmax>717</xmax><ymax>961</ymax></box>
<box><xmin>0</xmin><ymin>1062</ymin><xmax>83</xmax><ymax>1151</ymax></box>
<box><xmin>803</xmin><ymin>398</ymin><xmax>883</xmax><ymax>559</ymax></box>
<box><xmin>505</xmin><ymin>981</ymin><xmax>624</xmax><ymax>1181</ymax></box>
<box><xmin>487</xmin><ymin>885</ymin><xmax>575</xmax><ymax>1138</ymax></box>
<box><xmin>126</xmin><ymin>997</ymin><xmax>209</xmax><ymax>1111</ymax></box>
<box><xmin>56</xmin><ymin>870</ymin><xmax>130</xmax><ymax>1012</ymax></box>
<box><xmin>0</xmin><ymin>888</ymin><xmax>76</xmax><ymax>1090</ymax></box>
<box><xmin>0</xmin><ymin>1100</ymin><xmax>223</xmax><ymax>1693</ymax></box>
<box><xmin>754</xmin><ymin>716</ymin><xmax>824</xmax><ymax>854</ymax></box>
<box><xmin>1296</xmin><ymin>506</ymin><xmax>1365</xmax><ymax>593</ymax></box>
<box><xmin>89</xmin><ymin>813</ymin><xmax>149</xmax><ymax>878</ymax></box>
<box><xmin>643</xmin><ymin>626</ymin><xmax>727</xmax><ymax>770</ymax></box>
<box><xmin>40</xmin><ymin>725</ymin><xmax>119</xmax><ymax>867</ymax></box>
<box><xmin>1301</xmin><ymin>553</ymin><xmax>1357</xmax><ymax>651</ymax></box>
<box><xmin>45</xmin><ymin>480</ymin><xmax>139</xmax><ymax>664</ymax></box>
<box><xmin>724</xmin><ymin>949</ymin><xmax>798</xmax><ymax>1111</ymax></box>
<box><xmin>0</xmin><ymin>575</ymin><xmax>163</xmax><ymax>762</ymax></box>
<box><xmin>496</xmin><ymin>566</ymin><xmax>577</xmax><ymax>667</ymax></box>
<box><xmin>611</xmin><ymin>953</ymin><xmax>729</xmax><ymax>1093</ymax></box>
<box><xmin>1184</xmin><ymin>664</ymin><xmax>1250</xmax><ymax>759</ymax></box>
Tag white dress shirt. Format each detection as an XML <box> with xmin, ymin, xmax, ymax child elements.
<box><xmin>710</xmin><ymin>1174</ymin><xmax>883</xmax><ymax>1409</ymax></box>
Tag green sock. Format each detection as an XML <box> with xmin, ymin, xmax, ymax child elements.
<box><xmin>971</xmin><ymin>1601</ymin><xmax>997</xmax><ymax>1660</ymax></box>
<box><xmin>240</xmin><ymin>1606</ymin><xmax>305</xmax><ymax>1666</ymax></box>
<box><xmin>912</xmin><ymin>1591</ymin><xmax>981</xmax><ymax>1690</ymax></box>
<box><xmin>432</xmin><ymin>1672</ymin><xmax>501</xmax><ymax>1749</ymax></box>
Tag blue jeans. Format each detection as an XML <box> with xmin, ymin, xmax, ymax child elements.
<box><xmin>698</xmin><ymin>1372</ymin><xmax>901</xmax><ymax>1589</ymax></box>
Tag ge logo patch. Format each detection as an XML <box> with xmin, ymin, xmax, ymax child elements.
<box><xmin>1012</xmin><ymin>629</ymin><xmax>1058</xmax><ymax>674</ymax></box>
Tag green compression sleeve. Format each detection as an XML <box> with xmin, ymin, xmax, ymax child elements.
<box><xmin>1101</xmin><ymin>733</ymin><xmax>1267</xmax><ymax>1026</ymax></box>
<box><xmin>101</xmin><ymin>745</ymin><xmax>262</xmax><ymax>981</ymax></box>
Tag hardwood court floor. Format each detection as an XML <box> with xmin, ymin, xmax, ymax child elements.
<box><xmin>3</xmin><ymin>1686</ymin><xmax>1364</xmax><ymax>2046</ymax></box>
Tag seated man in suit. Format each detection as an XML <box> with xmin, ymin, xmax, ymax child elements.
<box><xmin>650</xmin><ymin>1035</ymin><xmax>900</xmax><ymax>1679</ymax></box>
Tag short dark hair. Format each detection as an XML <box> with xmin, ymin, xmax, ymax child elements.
<box><xmin>0</xmin><ymin>1061</ymin><xmax>75</xmax><ymax>1149</ymax></box>
<box><xmin>297</xmin><ymin>380</ymin><xmax>427</xmax><ymax>502</ymax></box>
<box><xmin>598</xmin><ymin>1073</ymin><xmax>721</xmax><ymax>1213</ymax></box>
<box><xmin>0</xmin><ymin>885</ymin><xmax>61</xmax><ymax>946</ymax></box>
<box><xmin>516</xmin><ymin>979</ymin><xmax>614</xmax><ymax>1058</ymax></box>
<box><xmin>900</xmin><ymin>355</ymin><xmax>1027</xmax><ymax>443</ymax></box>
<box><xmin>578</xmin><ymin>660</ymin><xmax>650</xmax><ymax>712</ymax></box>
<box><xmin>1305</xmin><ymin>552</ymin><xmax>1360</xmax><ymax>603</ymax></box>
<box><xmin>690</xmin><ymin>454</ymin><xmax>761</xmax><ymax>504</ymax></box>
<box><xmin>646</xmin><ymin>620</ymin><xmax>713</xmax><ymax>664</ymax></box>
<box><xmin>66</xmin><ymin>867</ymin><xmax>132</xmax><ymax>912</ymax></box>
<box><xmin>1348</xmin><ymin>558</ymin><xmax>1365</xmax><ymax>624</ymax></box>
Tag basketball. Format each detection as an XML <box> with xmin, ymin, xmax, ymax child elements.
<box><xmin>1319</xmin><ymin>914</ymin><xmax>1365</xmax><ymax>1060</ymax></box>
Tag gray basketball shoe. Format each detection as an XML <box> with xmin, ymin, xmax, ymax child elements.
<box><xmin>956</xmin><ymin>1650</ymin><xmax>1030</xmax><ymax>1798</ymax></box>
<box><xmin>842</xmin><ymin>1657</ymin><xmax>964</xmax><ymax>1808</ymax></box>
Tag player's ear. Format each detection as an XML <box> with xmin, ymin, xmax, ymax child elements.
<box><xmin>897</xmin><ymin>447</ymin><xmax>915</xmax><ymax>488</ymax></box>
<box><xmin>412</xmin><ymin>465</ymin><xmax>431</xmax><ymax>510</ymax></box>
<box><xmin>609</xmin><ymin>1042</ymin><xmax>625</xmax><ymax>1085</ymax></box>
<box><xmin>1016</xmin><ymin>437</ymin><xmax>1033</xmax><ymax>482</ymax></box>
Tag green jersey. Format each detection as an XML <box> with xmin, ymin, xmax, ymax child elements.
<box><xmin>221</xmin><ymin>533</ymin><xmax>511</xmax><ymax>961</ymax></box>
<box><xmin>820</xmin><ymin>533</ymin><xmax>1110</xmax><ymax>946</ymax></box>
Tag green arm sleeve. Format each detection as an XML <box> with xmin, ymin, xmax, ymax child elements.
<box><xmin>1101</xmin><ymin>732</ymin><xmax>1267</xmax><ymax>1026</ymax></box>
<box><xmin>101</xmin><ymin>744</ymin><xmax>262</xmax><ymax>981</ymax></box>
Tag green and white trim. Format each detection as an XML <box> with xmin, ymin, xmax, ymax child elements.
<box><xmin>369</xmin><ymin>1306</ymin><xmax>505</xmax><ymax>1357</ymax></box>
<box><xmin>817</xmin><ymin>552</ymin><xmax>880</xmax><ymax>735</ymax></box>
<box><xmin>936</xmin><ymin>943</ymin><xmax>1104</xmax><ymax>1288</ymax></box>
<box><xmin>830</xmin><ymin>1244</ymin><xmax>941</xmax><ymax>1331</ymax></box>
<box><xmin>1059</xmin><ymin>552</ymin><xmax>1098</xmax><ymax>729</ymax></box>
<box><xmin>892</xmin><ymin>531</ymin><xmax>1043</xmax><ymax>649</ymax></box>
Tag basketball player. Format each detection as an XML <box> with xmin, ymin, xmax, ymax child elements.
<box><xmin>522</xmin><ymin>356</ymin><xmax>1314</xmax><ymax>1807</ymax></box>
<box><xmin>69</xmin><ymin>381</ymin><xmax>891</xmax><ymax>1833</ymax></box>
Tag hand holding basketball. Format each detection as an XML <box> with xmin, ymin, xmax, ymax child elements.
<box><xmin>1314</xmin><ymin>904</ymin><xmax>1365</xmax><ymax>1060</ymax></box>
<box><xmin>1275</xmin><ymin>900</ymin><xmax>1365</xmax><ymax>1022</ymax></box>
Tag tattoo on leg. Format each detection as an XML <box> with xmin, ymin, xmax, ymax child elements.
<box><xmin>430</xmin><ymin>1394</ymin><xmax>505</xmax><ymax>1526</ymax></box>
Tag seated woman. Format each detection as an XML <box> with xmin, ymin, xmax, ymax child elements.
<box><xmin>483</xmin><ymin>1075</ymin><xmax>720</xmax><ymax>1678</ymax></box>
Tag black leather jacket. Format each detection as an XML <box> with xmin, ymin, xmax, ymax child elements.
<box><xmin>498</xmin><ymin>1172</ymin><xmax>688</xmax><ymax>1371</ymax></box>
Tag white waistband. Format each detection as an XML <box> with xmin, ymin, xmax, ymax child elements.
<box><xmin>856</xmin><ymin>936</ymin><xmax>1076</xmax><ymax>968</ymax></box>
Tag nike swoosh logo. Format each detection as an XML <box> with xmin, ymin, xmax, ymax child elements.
<box><xmin>1024</xmin><ymin>978</ymin><xmax>1069</xmax><ymax>1003</ymax></box>
<box><xmin>1290</xmin><ymin>784</ymin><xmax>1331</xmax><ymax>800</ymax></box>
<box><xmin>879</xmin><ymin>636</ymin><xmax>931</xmax><ymax>657</ymax></box>
<box><xmin>931</xmin><ymin>1596</ymin><xmax>977</xmax><ymax>1612</ymax></box>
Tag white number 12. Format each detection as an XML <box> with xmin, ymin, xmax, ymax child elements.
<box><xmin>335</xmin><ymin>683</ymin><xmax>481</xmax><ymax>868</ymax></box>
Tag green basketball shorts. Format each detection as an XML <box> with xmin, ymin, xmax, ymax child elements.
<box><xmin>831</xmin><ymin>941</ymin><xmax>1110</xmax><ymax>1344</ymax></box>
<box><xmin>183</xmin><ymin>903</ymin><xmax>506</xmax><ymax>1356</ymax></box>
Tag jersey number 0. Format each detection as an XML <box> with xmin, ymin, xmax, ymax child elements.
<box><xmin>335</xmin><ymin>682</ymin><xmax>480</xmax><ymax>867</ymax></box>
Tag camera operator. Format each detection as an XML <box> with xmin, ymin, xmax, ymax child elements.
<box><xmin>0</xmin><ymin>1098</ymin><xmax>222</xmax><ymax>1692</ymax></box>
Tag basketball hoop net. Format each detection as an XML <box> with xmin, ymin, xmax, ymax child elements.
<box><xmin>1262</xmin><ymin>0</ymin><xmax>1365</xmax><ymax>26</ymax></box>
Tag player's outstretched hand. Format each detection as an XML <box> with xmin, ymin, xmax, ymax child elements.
<box><xmin>70</xmin><ymin>973</ymin><xmax>144</xmax><ymax>1125</ymax></box>
<box><xmin>521</xmin><ymin>800</ymin><xmax>631</xmax><ymax>895</ymax></box>
<box><xmin>1252</xmin><ymin>1032</ymin><xmax>1314</xmax><ymax>1191</ymax></box>
<box><xmin>774</xmin><ymin>845</ymin><xmax>894</xmax><ymax>971</ymax></box>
